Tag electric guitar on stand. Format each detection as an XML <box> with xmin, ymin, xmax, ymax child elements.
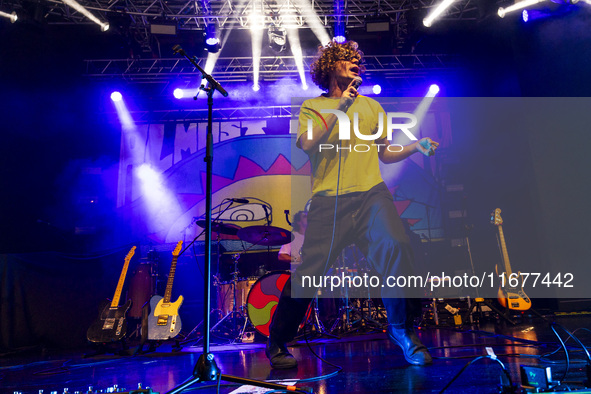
<box><xmin>491</xmin><ymin>208</ymin><xmax>531</xmax><ymax>311</ymax></box>
<box><xmin>87</xmin><ymin>246</ymin><xmax>136</xmax><ymax>343</ymax></box>
<box><xmin>147</xmin><ymin>240</ymin><xmax>184</xmax><ymax>340</ymax></box>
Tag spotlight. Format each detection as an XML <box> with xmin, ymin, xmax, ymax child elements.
<box><xmin>268</xmin><ymin>25</ymin><xmax>287</xmax><ymax>53</ymax></box>
<box><xmin>522</xmin><ymin>9</ymin><xmax>529</xmax><ymax>21</ymax></box>
<box><xmin>429</xmin><ymin>84</ymin><xmax>440</xmax><ymax>95</ymax></box>
<box><xmin>0</xmin><ymin>10</ymin><xmax>17</xmax><ymax>23</ymax></box>
<box><xmin>252</xmin><ymin>83</ymin><xmax>261</xmax><ymax>92</ymax></box>
<box><xmin>62</xmin><ymin>0</ymin><xmax>110</xmax><ymax>31</ymax></box>
<box><xmin>334</xmin><ymin>35</ymin><xmax>346</xmax><ymax>44</ymax></box>
<box><xmin>205</xmin><ymin>24</ymin><xmax>220</xmax><ymax>53</ymax></box>
<box><xmin>423</xmin><ymin>0</ymin><xmax>456</xmax><ymax>27</ymax></box>
<box><xmin>498</xmin><ymin>0</ymin><xmax>542</xmax><ymax>18</ymax></box>
<box><xmin>173</xmin><ymin>88</ymin><xmax>184</xmax><ymax>99</ymax></box>
<box><xmin>334</xmin><ymin>0</ymin><xmax>346</xmax><ymax>42</ymax></box>
<box><xmin>373</xmin><ymin>84</ymin><xmax>382</xmax><ymax>95</ymax></box>
<box><xmin>111</xmin><ymin>91</ymin><xmax>123</xmax><ymax>102</ymax></box>
<box><xmin>302</xmin><ymin>82</ymin><xmax>309</xmax><ymax>91</ymax></box>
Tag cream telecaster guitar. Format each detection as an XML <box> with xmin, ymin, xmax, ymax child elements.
<box><xmin>491</xmin><ymin>208</ymin><xmax>531</xmax><ymax>311</ymax></box>
<box><xmin>148</xmin><ymin>240</ymin><xmax>184</xmax><ymax>340</ymax></box>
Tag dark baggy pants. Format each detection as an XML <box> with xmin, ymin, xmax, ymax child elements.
<box><xmin>270</xmin><ymin>182</ymin><xmax>420</xmax><ymax>344</ymax></box>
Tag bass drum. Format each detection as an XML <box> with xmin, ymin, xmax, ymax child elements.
<box><xmin>246</xmin><ymin>271</ymin><xmax>290</xmax><ymax>337</ymax></box>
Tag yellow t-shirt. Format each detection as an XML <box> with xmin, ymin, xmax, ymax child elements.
<box><xmin>297</xmin><ymin>95</ymin><xmax>386</xmax><ymax>196</ymax></box>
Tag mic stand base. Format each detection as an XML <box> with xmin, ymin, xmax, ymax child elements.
<box><xmin>166</xmin><ymin>353</ymin><xmax>301</xmax><ymax>394</ymax></box>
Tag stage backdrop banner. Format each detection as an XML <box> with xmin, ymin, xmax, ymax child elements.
<box><xmin>116</xmin><ymin>115</ymin><xmax>446</xmax><ymax>247</ymax></box>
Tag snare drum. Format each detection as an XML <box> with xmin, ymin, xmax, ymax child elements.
<box><xmin>246</xmin><ymin>271</ymin><xmax>290</xmax><ymax>337</ymax></box>
<box><xmin>216</xmin><ymin>278</ymin><xmax>257</xmax><ymax>316</ymax></box>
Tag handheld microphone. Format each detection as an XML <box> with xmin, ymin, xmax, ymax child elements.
<box><xmin>352</xmin><ymin>76</ymin><xmax>363</xmax><ymax>90</ymax></box>
<box><xmin>228</xmin><ymin>198</ymin><xmax>249</xmax><ymax>204</ymax></box>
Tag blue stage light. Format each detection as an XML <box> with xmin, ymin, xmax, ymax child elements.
<box><xmin>110</xmin><ymin>91</ymin><xmax>122</xmax><ymax>102</ymax></box>
<box><xmin>373</xmin><ymin>84</ymin><xmax>382</xmax><ymax>95</ymax></box>
<box><xmin>429</xmin><ymin>84</ymin><xmax>440</xmax><ymax>95</ymax></box>
<box><xmin>173</xmin><ymin>88</ymin><xmax>184</xmax><ymax>99</ymax></box>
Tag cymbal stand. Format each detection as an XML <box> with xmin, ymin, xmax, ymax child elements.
<box><xmin>210</xmin><ymin>254</ymin><xmax>247</xmax><ymax>341</ymax></box>
<box><xmin>330</xmin><ymin>269</ymin><xmax>354</xmax><ymax>334</ymax></box>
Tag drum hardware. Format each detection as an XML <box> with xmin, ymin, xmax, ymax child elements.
<box><xmin>329</xmin><ymin>246</ymin><xmax>387</xmax><ymax>335</ymax></box>
<box><xmin>210</xmin><ymin>253</ymin><xmax>250</xmax><ymax>342</ymax></box>
<box><xmin>181</xmin><ymin>213</ymin><xmax>235</xmax><ymax>345</ymax></box>
<box><xmin>296</xmin><ymin>295</ymin><xmax>340</xmax><ymax>340</ymax></box>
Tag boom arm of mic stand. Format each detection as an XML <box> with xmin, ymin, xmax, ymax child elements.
<box><xmin>172</xmin><ymin>45</ymin><xmax>228</xmax><ymax>97</ymax></box>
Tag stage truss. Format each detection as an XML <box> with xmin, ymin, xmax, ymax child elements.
<box><xmin>9</xmin><ymin>0</ymin><xmax>486</xmax><ymax>30</ymax></box>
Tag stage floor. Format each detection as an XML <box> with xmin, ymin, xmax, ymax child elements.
<box><xmin>3</xmin><ymin>315</ymin><xmax>591</xmax><ymax>393</ymax></box>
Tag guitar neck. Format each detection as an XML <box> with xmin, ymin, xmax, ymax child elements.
<box><xmin>498</xmin><ymin>225</ymin><xmax>513</xmax><ymax>277</ymax></box>
<box><xmin>111</xmin><ymin>248</ymin><xmax>135</xmax><ymax>308</ymax></box>
<box><xmin>163</xmin><ymin>256</ymin><xmax>179</xmax><ymax>303</ymax></box>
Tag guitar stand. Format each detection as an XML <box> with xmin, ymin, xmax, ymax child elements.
<box><xmin>462</xmin><ymin>297</ymin><xmax>517</xmax><ymax>326</ymax></box>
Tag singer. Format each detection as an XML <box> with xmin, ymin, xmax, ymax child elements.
<box><xmin>266</xmin><ymin>41</ymin><xmax>440</xmax><ymax>369</ymax></box>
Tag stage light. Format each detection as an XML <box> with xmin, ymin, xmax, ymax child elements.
<box><xmin>334</xmin><ymin>34</ymin><xmax>346</xmax><ymax>44</ymax></box>
<box><xmin>522</xmin><ymin>9</ymin><xmax>529</xmax><ymax>21</ymax></box>
<box><xmin>0</xmin><ymin>10</ymin><xmax>18</xmax><ymax>23</ymax></box>
<box><xmin>268</xmin><ymin>25</ymin><xmax>287</xmax><ymax>52</ymax></box>
<box><xmin>292</xmin><ymin>0</ymin><xmax>331</xmax><ymax>45</ymax></box>
<box><xmin>249</xmin><ymin>12</ymin><xmax>265</xmax><ymax>31</ymax></box>
<box><xmin>205</xmin><ymin>23</ymin><xmax>220</xmax><ymax>53</ymax></box>
<box><xmin>333</xmin><ymin>0</ymin><xmax>346</xmax><ymax>43</ymax></box>
<box><xmin>373</xmin><ymin>85</ymin><xmax>382</xmax><ymax>95</ymax></box>
<box><xmin>423</xmin><ymin>0</ymin><xmax>456</xmax><ymax>27</ymax></box>
<box><xmin>173</xmin><ymin>88</ymin><xmax>184</xmax><ymax>99</ymax></box>
<box><xmin>429</xmin><ymin>84</ymin><xmax>440</xmax><ymax>95</ymax></box>
<box><xmin>498</xmin><ymin>0</ymin><xmax>543</xmax><ymax>18</ymax></box>
<box><xmin>251</xmin><ymin>6</ymin><xmax>263</xmax><ymax>95</ymax></box>
<box><xmin>62</xmin><ymin>0</ymin><xmax>110</xmax><ymax>31</ymax></box>
<box><xmin>283</xmin><ymin>15</ymin><xmax>307</xmax><ymax>89</ymax></box>
<box><xmin>111</xmin><ymin>91</ymin><xmax>123</xmax><ymax>102</ymax></box>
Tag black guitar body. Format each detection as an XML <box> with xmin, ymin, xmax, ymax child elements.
<box><xmin>87</xmin><ymin>299</ymin><xmax>132</xmax><ymax>343</ymax></box>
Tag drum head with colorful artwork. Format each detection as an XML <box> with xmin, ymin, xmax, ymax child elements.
<box><xmin>246</xmin><ymin>271</ymin><xmax>290</xmax><ymax>337</ymax></box>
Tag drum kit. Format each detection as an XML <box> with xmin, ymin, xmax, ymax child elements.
<box><xmin>192</xmin><ymin>221</ymin><xmax>293</xmax><ymax>342</ymax></box>
<box><xmin>183</xmin><ymin>221</ymin><xmax>387</xmax><ymax>343</ymax></box>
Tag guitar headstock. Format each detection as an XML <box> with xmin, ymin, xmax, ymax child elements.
<box><xmin>491</xmin><ymin>208</ymin><xmax>503</xmax><ymax>226</ymax></box>
<box><xmin>172</xmin><ymin>240</ymin><xmax>183</xmax><ymax>257</ymax></box>
<box><xmin>125</xmin><ymin>246</ymin><xmax>136</xmax><ymax>263</ymax></box>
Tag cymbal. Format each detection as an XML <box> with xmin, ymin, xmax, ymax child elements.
<box><xmin>237</xmin><ymin>225</ymin><xmax>293</xmax><ymax>246</ymax></box>
<box><xmin>196</xmin><ymin>220</ymin><xmax>240</xmax><ymax>236</ymax></box>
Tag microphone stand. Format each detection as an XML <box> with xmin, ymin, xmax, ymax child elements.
<box><xmin>167</xmin><ymin>46</ymin><xmax>298</xmax><ymax>394</ymax></box>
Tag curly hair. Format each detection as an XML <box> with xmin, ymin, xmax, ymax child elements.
<box><xmin>310</xmin><ymin>41</ymin><xmax>365</xmax><ymax>91</ymax></box>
